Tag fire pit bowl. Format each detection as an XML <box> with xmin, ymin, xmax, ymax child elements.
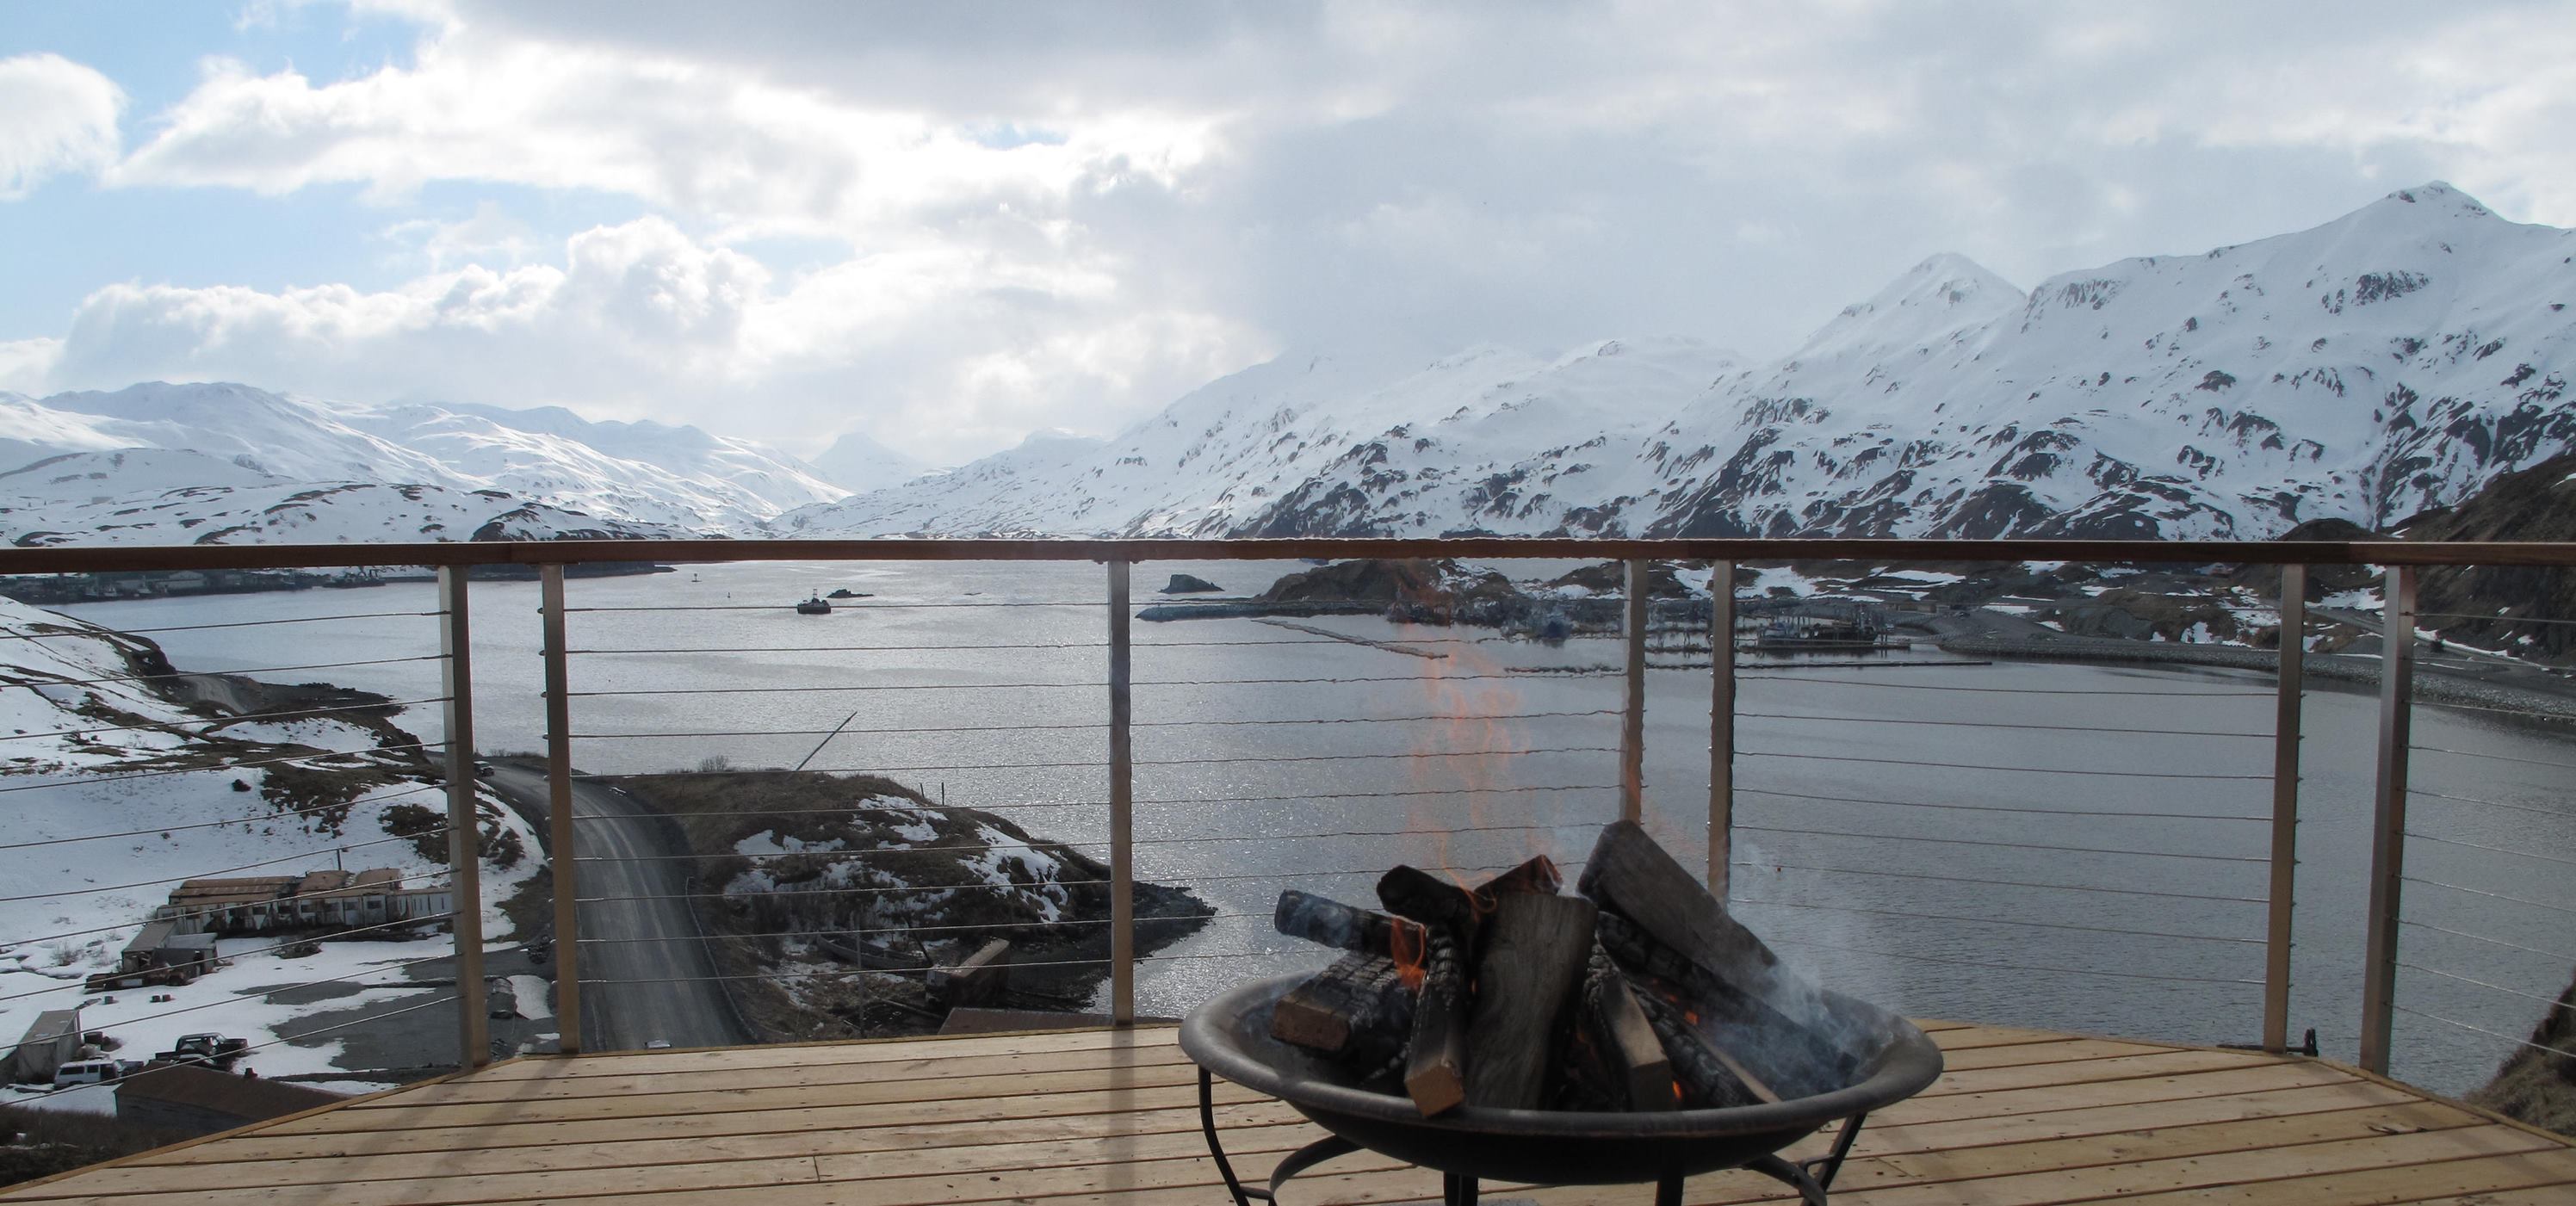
<box><xmin>1181</xmin><ymin>972</ymin><xmax>1942</xmax><ymax>1200</ymax></box>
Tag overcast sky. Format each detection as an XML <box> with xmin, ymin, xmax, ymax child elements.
<box><xmin>3</xmin><ymin>1</ymin><xmax>2573</xmax><ymax>465</ymax></box>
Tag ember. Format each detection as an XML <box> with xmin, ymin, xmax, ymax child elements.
<box><xmin>1267</xmin><ymin>819</ymin><xmax>1861</xmax><ymax>1117</ymax></box>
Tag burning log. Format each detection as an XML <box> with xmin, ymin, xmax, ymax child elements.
<box><xmin>1595</xmin><ymin>911</ymin><xmax>1855</xmax><ymax>1098</ymax></box>
<box><xmin>1582</xmin><ymin>821</ymin><xmax>1859</xmax><ymax>1096</ymax></box>
<box><xmin>1376</xmin><ymin>864</ymin><xmax>1481</xmax><ymax>1115</ymax></box>
<box><xmin>1400</xmin><ymin>926</ymin><xmax>1471</xmax><ymax>1115</ymax></box>
<box><xmin>1577</xmin><ymin>943</ymin><xmax>1675</xmax><ymax>1111</ymax></box>
<box><xmin>1273</xmin><ymin>890</ymin><xmax>1428</xmax><ymax>959</ymax></box>
<box><xmin>1577</xmin><ymin>820</ymin><xmax>1778</xmax><ymax>993</ymax></box>
<box><xmin>1463</xmin><ymin>891</ymin><xmax>1597</xmax><ymax>1109</ymax></box>
<box><xmin>1627</xmin><ymin>975</ymin><xmax>1773</xmax><ymax>1108</ymax></box>
<box><xmin>1474</xmin><ymin>854</ymin><xmax>1564</xmax><ymax>903</ymax></box>
<box><xmin>1271</xmin><ymin>952</ymin><xmax>1415</xmax><ymax>1072</ymax></box>
<box><xmin>1372</xmin><ymin>857</ymin><xmax>1568</xmax><ymax>1116</ymax></box>
<box><xmin>1378</xmin><ymin>864</ymin><xmax>1482</xmax><ymax>937</ymax></box>
<box><xmin>1253</xmin><ymin>831</ymin><xmax>1862</xmax><ymax>1117</ymax></box>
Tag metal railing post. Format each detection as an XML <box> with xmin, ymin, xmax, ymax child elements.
<box><xmin>2263</xmin><ymin>563</ymin><xmax>2305</xmax><ymax>1054</ymax></box>
<box><xmin>1107</xmin><ymin>560</ymin><xmax>1135</xmax><ymax>1026</ymax></box>
<box><xmin>1708</xmin><ymin>560</ymin><xmax>1736</xmax><ymax>898</ymax></box>
<box><xmin>437</xmin><ymin>566</ymin><xmax>488</xmax><ymax>1067</ymax></box>
<box><xmin>2358</xmin><ymin>565</ymin><xmax>2416</xmax><ymax>1074</ymax></box>
<box><xmin>1621</xmin><ymin>560</ymin><xmax>1650</xmax><ymax>824</ymax></box>
<box><xmin>540</xmin><ymin>565</ymin><xmax>583</xmax><ymax>1054</ymax></box>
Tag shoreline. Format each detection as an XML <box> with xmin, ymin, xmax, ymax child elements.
<box><xmin>1934</xmin><ymin>632</ymin><xmax>2576</xmax><ymax>724</ymax></box>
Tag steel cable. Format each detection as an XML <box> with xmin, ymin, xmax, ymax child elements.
<box><xmin>0</xmin><ymin>869</ymin><xmax>453</xmax><ymax>950</ymax></box>
<box><xmin>2406</xmin><ymin>832</ymin><xmax>2576</xmax><ymax>869</ymax></box>
<box><xmin>2405</xmin><ymin>789</ymin><xmax>2576</xmax><ymax>822</ymax></box>
<box><xmin>568</xmin><ymin>708</ymin><xmax>1618</xmax><ymax>741</ymax></box>
<box><xmin>0</xmin><ymin>912</ymin><xmax>459</xmax><ymax>1007</ymax></box>
<box><xmin>2397</xmin><ymin>919</ymin><xmax>2576</xmax><ymax>962</ymax></box>
<box><xmin>1729</xmin><ymin>896</ymin><xmax>2260</xmax><ymax>944</ymax></box>
<box><xmin>1737</xmin><ymin>749</ymin><xmax>2269</xmax><ymax>781</ymax></box>
<box><xmin>2406</xmin><ymin>744</ymin><xmax>2576</xmax><ymax>773</ymax></box>
<box><xmin>0</xmin><ymin>609</ymin><xmax>444</xmax><ymax>640</ymax></box>
<box><xmin>1</xmin><ymin>696</ymin><xmax>452</xmax><ymax>744</ymax></box>
<box><xmin>2401</xmin><ymin>875</ymin><xmax>2576</xmax><ymax>919</ymax></box>
<box><xmin>1737</xmin><ymin>676</ymin><xmax>2270</xmax><ymax>697</ymax></box>
<box><xmin>2395</xmin><ymin>961</ymin><xmax>2576</xmax><ymax>1015</ymax></box>
<box><xmin>1732</xmin><ymin>824</ymin><xmax>2266</xmax><ymax>863</ymax></box>
<box><xmin>1737</xmin><ymin>786</ymin><xmax>2267</xmax><ymax>823</ymax></box>
<box><xmin>1765</xmin><ymin>936</ymin><xmax>2263</xmax><ymax>986</ymax></box>
<box><xmin>562</xmin><ymin>671</ymin><xmax>1612</xmax><ymax>698</ymax></box>
<box><xmin>0</xmin><ymin>780</ymin><xmax>447</xmax><ymax>850</ymax></box>
<box><xmin>28</xmin><ymin>992</ymin><xmax>461</xmax><ymax>1108</ymax></box>
<box><xmin>2389</xmin><ymin>1004</ymin><xmax>2576</xmax><ymax>1061</ymax></box>
<box><xmin>1737</xmin><ymin>710</ymin><xmax>2274</xmax><ymax>740</ymax></box>
<box><xmin>568</xmin><ymin>821</ymin><xmax>1561</xmax><ymax>865</ymax></box>
<box><xmin>1729</xmin><ymin>859</ymin><xmax>2266</xmax><ymax>905</ymax></box>
<box><xmin>23</xmin><ymin>654</ymin><xmax>446</xmax><ymax>690</ymax></box>
<box><xmin>0</xmin><ymin>740</ymin><xmax>443</xmax><ymax>795</ymax></box>
<box><xmin>0</xmin><ymin>830</ymin><xmax>444</xmax><ymax>903</ymax></box>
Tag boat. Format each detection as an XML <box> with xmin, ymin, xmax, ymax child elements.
<box><xmin>796</xmin><ymin>595</ymin><xmax>832</xmax><ymax>615</ymax></box>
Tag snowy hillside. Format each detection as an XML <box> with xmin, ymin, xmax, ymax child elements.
<box><xmin>0</xmin><ymin>383</ymin><xmax>848</xmax><ymax>542</ymax></box>
<box><xmin>790</xmin><ymin>183</ymin><xmax>2576</xmax><ymax>541</ymax></box>
<box><xmin>789</xmin><ymin>339</ymin><xmax>1747</xmax><ymax>536</ymax></box>
<box><xmin>0</xmin><ymin>451</ymin><xmax>691</xmax><ymax>547</ymax></box>
<box><xmin>0</xmin><ymin>597</ymin><xmax>537</xmax><ymax>1097</ymax></box>
<box><xmin>809</xmin><ymin>430</ymin><xmax>934</xmax><ymax>493</ymax></box>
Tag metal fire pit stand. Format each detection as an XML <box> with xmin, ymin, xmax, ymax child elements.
<box><xmin>1197</xmin><ymin>1068</ymin><xmax>1871</xmax><ymax>1206</ymax></box>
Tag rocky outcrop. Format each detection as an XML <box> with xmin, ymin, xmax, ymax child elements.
<box><xmin>2406</xmin><ymin>451</ymin><xmax>2576</xmax><ymax>664</ymax></box>
<box><xmin>2467</xmin><ymin>966</ymin><xmax>2576</xmax><ymax>1137</ymax></box>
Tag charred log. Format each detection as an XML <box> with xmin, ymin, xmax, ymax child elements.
<box><xmin>1628</xmin><ymin>974</ymin><xmax>1769</xmax><ymax>1109</ymax></box>
<box><xmin>1274</xmin><ymin>890</ymin><xmax>1429</xmax><ymax>959</ymax></box>
<box><xmin>1402</xmin><ymin>927</ymin><xmax>1471</xmax><ymax>1115</ymax></box>
<box><xmin>1595</xmin><ymin>910</ymin><xmax>1854</xmax><ymax>1098</ymax></box>
<box><xmin>1579</xmin><ymin>943</ymin><xmax>1675</xmax><ymax>1110</ymax></box>
<box><xmin>1463</xmin><ymin>891</ymin><xmax>1597</xmax><ymax>1109</ymax></box>
<box><xmin>1271</xmin><ymin>952</ymin><xmax>1415</xmax><ymax>1074</ymax></box>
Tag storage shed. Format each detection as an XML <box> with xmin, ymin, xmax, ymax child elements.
<box><xmin>9</xmin><ymin>1008</ymin><xmax>83</xmax><ymax>1085</ymax></box>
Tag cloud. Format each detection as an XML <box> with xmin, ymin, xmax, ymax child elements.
<box><xmin>381</xmin><ymin>200</ymin><xmax>542</xmax><ymax>269</ymax></box>
<box><xmin>31</xmin><ymin>2</ymin><xmax>2576</xmax><ymax>463</ymax></box>
<box><xmin>41</xmin><ymin>216</ymin><xmax>1263</xmax><ymax>464</ymax></box>
<box><xmin>0</xmin><ymin>53</ymin><xmax>124</xmax><ymax>200</ymax></box>
<box><xmin>0</xmin><ymin>337</ymin><xmax>62</xmax><ymax>394</ymax></box>
<box><xmin>108</xmin><ymin>28</ymin><xmax>1223</xmax><ymax>240</ymax></box>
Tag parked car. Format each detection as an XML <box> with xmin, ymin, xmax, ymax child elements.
<box><xmin>644</xmin><ymin>1039</ymin><xmax>672</xmax><ymax>1050</ymax></box>
<box><xmin>52</xmin><ymin>1059</ymin><xmax>122</xmax><ymax>1087</ymax></box>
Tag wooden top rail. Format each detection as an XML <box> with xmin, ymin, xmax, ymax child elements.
<box><xmin>3</xmin><ymin>535</ymin><xmax>2574</xmax><ymax>575</ymax></box>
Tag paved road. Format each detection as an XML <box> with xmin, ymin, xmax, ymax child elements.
<box><xmin>485</xmin><ymin>765</ymin><xmax>753</xmax><ymax>1052</ymax></box>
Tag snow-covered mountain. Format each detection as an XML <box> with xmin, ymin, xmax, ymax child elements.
<box><xmin>788</xmin><ymin>337</ymin><xmax>1749</xmax><ymax>536</ymax></box>
<box><xmin>809</xmin><ymin>430</ymin><xmax>935</xmax><ymax>493</ymax></box>
<box><xmin>0</xmin><ymin>450</ymin><xmax>698</xmax><ymax>547</ymax></box>
<box><xmin>0</xmin><ymin>384</ymin><xmax>849</xmax><ymax>544</ymax></box>
<box><xmin>790</xmin><ymin>182</ymin><xmax>2576</xmax><ymax>541</ymax></box>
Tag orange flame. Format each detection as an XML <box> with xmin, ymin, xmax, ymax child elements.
<box><xmin>1390</xmin><ymin>918</ymin><xmax>1427</xmax><ymax>990</ymax></box>
<box><xmin>1403</xmin><ymin>612</ymin><xmax>1550</xmax><ymax>881</ymax></box>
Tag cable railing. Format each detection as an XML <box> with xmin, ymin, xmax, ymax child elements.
<box><xmin>0</xmin><ymin>570</ymin><xmax>509</xmax><ymax>1105</ymax></box>
<box><xmin>6</xmin><ymin>536</ymin><xmax>2575</xmax><ymax>1106</ymax></box>
<box><xmin>1721</xmin><ymin>603</ymin><xmax>2288</xmax><ymax>1043</ymax></box>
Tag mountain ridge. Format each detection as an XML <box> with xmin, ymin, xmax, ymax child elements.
<box><xmin>4</xmin><ymin>182</ymin><xmax>2569</xmax><ymax>549</ymax></box>
<box><xmin>790</xmin><ymin>181</ymin><xmax>2574</xmax><ymax>544</ymax></box>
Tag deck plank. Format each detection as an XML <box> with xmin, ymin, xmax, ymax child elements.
<box><xmin>1</xmin><ymin>1020</ymin><xmax>2565</xmax><ymax>1206</ymax></box>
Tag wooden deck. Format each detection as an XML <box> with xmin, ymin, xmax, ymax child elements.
<box><xmin>8</xmin><ymin>1022</ymin><xmax>2573</xmax><ymax>1205</ymax></box>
